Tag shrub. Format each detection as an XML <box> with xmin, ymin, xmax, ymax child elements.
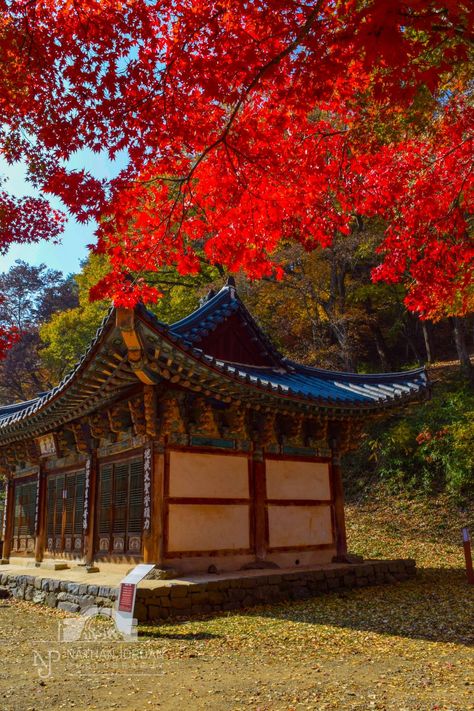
<box><xmin>344</xmin><ymin>377</ymin><xmax>474</xmax><ymax>501</ymax></box>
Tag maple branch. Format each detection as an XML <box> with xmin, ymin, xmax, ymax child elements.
<box><xmin>183</xmin><ymin>0</ymin><xmax>324</xmax><ymax>184</ymax></box>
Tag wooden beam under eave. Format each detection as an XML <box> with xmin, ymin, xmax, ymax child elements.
<box><xmin>116</xmin><ymin>307</ymin><xmax>142</xmax><ymax>355</ymax></box>
<box><xmin>131</xmin><ymin>367</ymin><xmax>157</xmax><ymax>385</ymax></box>
<box><xmin>116</xmin><ymin>307</ymin><xmax>157</xmax><ymax>385</ymax></box>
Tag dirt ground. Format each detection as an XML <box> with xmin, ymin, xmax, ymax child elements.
<box><xmin>0</xmin><ymin>496</ymin><xmax>473</xmax><ymax>711</ymax></box>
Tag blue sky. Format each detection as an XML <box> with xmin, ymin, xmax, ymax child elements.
<box><xmin>1</xmin><ymin>149</ymin><xmax>128</xmax><ymax>276</ymax></box>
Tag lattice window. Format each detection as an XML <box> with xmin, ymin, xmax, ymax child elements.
<box><xmin>73</xmin><ymin>472</ymin><xmax>85</xmax><ymax>536</ymax></box>
<box><xmin>54</xmin><ymin>475</ymin><xmax>64</xmax><ymax>538</ymax></box>
<box><xmin>13</xmin><ymin>480</ymin><xmax>36</xmax><ymax>537</ymax></box>
<box><xmin>97</xmin><ymin>458</ymin><xmax>144</xmax><ymax>551</ymax></box>
<box><xmin>46</xmin><ymin>470</ymin><xmax>85</xmax><ymax>545</ymax></box>
<box><xmin>64</xmin><ymin>474</ymin><xmax>76</xmax><ymax>535</ymax></box>
<box><xmin>113</xmin><ymin>463</ymin><xmax>129</xmax><ymax>535</ymax></box>
<box><xmin>46</xmin><ymin>477</ymin><xmax>55</xmax><ymax>539</ymax></box>
<box><xmin>98</xmin><ymin>464</ymin><xmax>112</xmax><ymax>535</ymax></box>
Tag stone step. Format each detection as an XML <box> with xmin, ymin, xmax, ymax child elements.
<box><xmin>29</xmin><ymin>560</ymin><xmax>70</xmax><ymax>571</ymax></box>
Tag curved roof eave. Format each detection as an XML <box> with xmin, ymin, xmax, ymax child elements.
<box><xmin>0</xmin><ymin>294</ymin><xmax>431</xmax><ymax>445</ymax></box>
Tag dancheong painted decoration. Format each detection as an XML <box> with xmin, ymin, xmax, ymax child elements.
<box><xmin>0</xmin><ymin>279</ymin><xmax>429</xmax><ymax>572</ymax></box>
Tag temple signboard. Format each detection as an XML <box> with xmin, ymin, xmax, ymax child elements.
<box><xmin>36</xmin><ymin>434</ymin><xmax>57</xmax><ymax>458</ymax></box>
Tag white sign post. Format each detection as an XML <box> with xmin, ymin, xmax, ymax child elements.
<box><xmin>462</xmin><ymin>527</ymin><xmax>474</xmax><ymax>585</ymax></box>
<box><xmin>114</xmin><ymin>563</ymin><xmax>155</xmax><ymax>638</ymax></box>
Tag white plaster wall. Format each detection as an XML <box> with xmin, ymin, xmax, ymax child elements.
<box><xmin>268</xmin><ymin>504</ymin><xmax>333</xmax><ymax>548</ymax></box>
<box><xmin>169</xmin><ymin>452</ymin><xmax>249</xmax><ymax>498</ymax></box>
<box><xmin>265</xmin><ymin>459</ymin><xmax>331</xmax><ymax>500</ymax></box>
<box><xmin>167</xmin><ymin>504</ymin><xmax>250</xmax><ymax>552</ymax></box>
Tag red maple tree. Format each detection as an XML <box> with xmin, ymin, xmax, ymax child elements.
<box><xmin>0</xmin><ymin>0</ymin><xmax>472</xmax><ymax>355</ymax></box>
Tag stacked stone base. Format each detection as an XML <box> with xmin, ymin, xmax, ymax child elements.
<box><xmin>0</xmin><ymin>575</ymin><xmax>117</xmax><ymax>612</ymax></box>
<box><xmin>0</xmin><ymin>559</ymin><xmax>416</xmax><ymax>622</ymax></box>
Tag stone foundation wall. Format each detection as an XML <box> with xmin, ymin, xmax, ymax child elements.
<box><xmin>0</xmin><ymin>574</ymin><xmax>117</xmax><ymax>612</ymax></box>
<box><xmin>0</xmin><ymin>559</ymin><xmax>416</xmax><ymax>622</ymax></box>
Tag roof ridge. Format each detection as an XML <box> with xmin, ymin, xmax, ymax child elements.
<box><xmin>282</xmin><ymin>358</ymin><xmax>428</xmax><ymax>381</ymax></box>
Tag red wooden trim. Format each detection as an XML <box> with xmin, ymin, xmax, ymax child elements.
<box><xmin>98</xmin><ymin>448</ymin><xmax>143</xmax><ymax>466</ymax></box>
<box><xmin>8</xmin><ymin>550</ymin><xmax>35</xmax><ymax>558</ymax></box>
<box><xmin>44</xmin><ymin>460</ymin><xmax>87</xmax><ymax>475</ymax></box>
<box><xmin>266</xmin><ymin>499</ymin><xmax>332</xmax><ymax>506</ymax></box>
<box><xmin>93</xmin><ymin>552</ymin><xmax>142</xmax><ymax>564</ymax></box>
<box><xmin>142</xmin><ymin>443</ymin><xmax>154</xmax><ymax>563</ymax></box>
<box><xmin>2</xmin><ymin>480</ymin><xmax>14</xmax><ymax>559</ymax></box>
<box><xmin>253</xmin><ymin>456</ymin><xmax>267</xmax><ymax>559</ymax></box>
<box><xmin>164</xmin><ymin>547</ymin><xmax>252</xmax><ymax>558</ymax></box>
<box><xmin>167</xmin><ymin>444</ymin><xmax>251</xmax><ymax>458</ymax></box>
<box><xmin>34</xmin><ymin>468</ymin><xmax>47</xmax><ymax>563</ymax></box>
<box><xmin>264</xmin><ymin>454</ymin><xmax>331</xmax><ymax>463</ymax></box>
<box><xmin>43</xmin><ymin>550</ymin><xmax>85</xmax><ymax>561</ymax></box>
<box><xmin>328</xmin><ymin>461</ymin><xmax>337</xmax><ymax>549</ymax></box>
<box><xmin>46</xmin><ymin>464</ymin><xmax>86</xmax><ymax>478</ymax></box>
<box><xmin>162</xmin><ymin>447</ymin><xmax>171</xmax><ymax>557</ymax></box>
<box><xmin>11</xmin><ymin>472</ymin><xmax>38</xmax><ymax>484</ymax></box>
<box><xmin>329</xmin><ymin>455</ymin><xmax>347</xmax><ymax>558</ymax></box>
<box><xmin>267</xmin><ymin>542</ymin><xmax>335</xmax><ymax>553</ymax></box>
<box><xmin>247</xmin><ymin>457</ymin><xmax>255</xmax><ymax>554</ymax></box>
<box><xmin>153</xmin><ymin>448</ymin><xmax>165</xmax><ymax>565</ymax></box>
<box><xmin>84</xmin><ymin>454</ymin><xmax>97</xmax><ymax>565</ymax></box>
<box><xmin>167</xmin><ymin>497</ymin><xmax>250</xmax><ymax>506</ymax></box>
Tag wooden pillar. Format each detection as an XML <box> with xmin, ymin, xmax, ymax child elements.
<box><xmin>143</xmin><ymin>444</ymin><xmax>165</xmax><ymax>565</ymax></box>
<box><xmin>34</xmin><ymin>467</ymin><xmax>47</xmax><ymax>563</ymax></box>
<box><xmin>1</xmin><ymin>478</ymin><xmax>14</xmax><ymax>561</ymax></box>
<box><xmin>330</xmin><ymin>445</ymin><xmax>348</xmax><ymax>561</ymax></box>
<box><xmin>83</xmin><ymin>455</ymin><xmax>97</xmax><ymax>566</ymax></box>
<box><xmin>252</xmin><ymin>450</ymin><xmax>267</xmax><ymax>561</ymax></box>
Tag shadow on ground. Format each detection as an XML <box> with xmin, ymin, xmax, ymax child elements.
<box><xmin>140</xmin><ymin>630</ymin><xmax>221</xmax><ymax>640</ymax></box>
<box><xmin>244</xmin><ymin>567</ymin><xmax>474</xmax><ymax>646</ymax></box>
<box><xmin>141</xmin><ymin>568</ymin><xmax>474</xmax><ymax>648</ymax></box>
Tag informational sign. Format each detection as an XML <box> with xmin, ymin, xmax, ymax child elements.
<box><xmin>114</xmin><ymin>564</ymin><xmax>155</xmax><ymax>638</ymax></box>
<box><xmin>36</xmin><ymin>433</ymin><xmax>57</xmax><ymax>457</ymax></box>
<box><xmin>462</xmin><ymin>527</ymin><xmax>474</xmax><ymax>585</ymax></box>
<box><xmin>118</xmin><ymin>583</ymin><xmax>135</xmax><ymax>613</ymax></box>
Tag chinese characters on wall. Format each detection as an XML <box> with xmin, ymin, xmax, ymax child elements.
<box><xmin>143</xmin><ymin>447</ymin><xmax>152</xmax><ymax>532</ymax></box>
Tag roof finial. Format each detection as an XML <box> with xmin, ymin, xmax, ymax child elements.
<box><xmin>226</xmin><ymin>275</ymin><xmax>236</xmax><ymax>288</ymax></box>
<box><xmin>206</xmin><ymin>288</ymin><xmax>216</xmax><ymax>301</ymax></box>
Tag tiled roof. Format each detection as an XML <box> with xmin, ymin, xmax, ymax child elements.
<box><xmin>167</xmin><ymin>285</ymin><xmax>428</xmax><ymax>406</ymax></box>
<box><xmin>209</xmin><ymin>361</ymin><xmax>428</xmax><ymax>405</ymax></box>
<box><xmin>169</xmin><ymin>282</ymin><xmax>283</xmax><ymax>363</ymax></box>
<box><xmin>170</xmin><ymin>285</ymin><xmax>239</xmax><ymax>344</ymax></box>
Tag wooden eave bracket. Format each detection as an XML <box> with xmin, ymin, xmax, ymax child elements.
<box><xmin>116</xmin><ymin>307</ymin><xmax>155</xmax><ymax>385</ymax></box>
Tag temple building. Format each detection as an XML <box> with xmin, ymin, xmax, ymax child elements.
<box><xmin>0</xmin><ymin>280</ymin><xmax>429</xmax><ymax>573</ymax></box>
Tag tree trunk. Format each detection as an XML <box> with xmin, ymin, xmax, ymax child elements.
<box><xmin>372</xmin><ymin>323</ymin><xmax>392</xmax><ymax>371</ymax></box>
<box><xmin>363</xmin><ymin>299</ymin><xmax>392</xmax><ymax>371</ymax></box>
<box><xmin>421</xmin><ymin>320</ymin><xmax>434</xmax><ymax>364</ymax></box>
<box><xmin>451</xmin><ymin>317</ymin><xmax>473</xmax><ymax>380</ymax></box>
<box><xmin>404</xmin><ymin>315</ymin><xmax>423</xmax><ymax>364</ymax></box>
<box><xmin>328</xmin><ymin>320</ymin><xmax>357</xmax><ymax>372</ymax></box>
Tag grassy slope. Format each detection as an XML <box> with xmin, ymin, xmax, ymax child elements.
<box><xmin>346</xmin><ymin>488</ymin><xmax>474</xmax><ymax>568</ymax></box>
